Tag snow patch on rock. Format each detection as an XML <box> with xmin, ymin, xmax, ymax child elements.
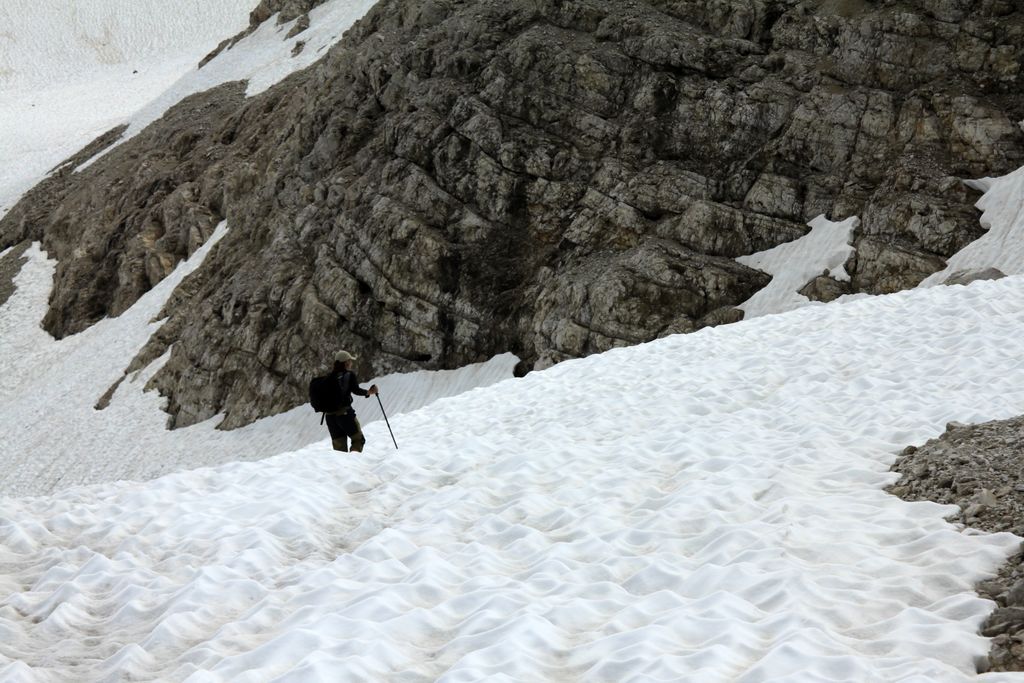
<box><xmin>737</xmin><ymin>215</ymin><xmax>859</xmax><ymax>318</ymax></box>
<box><xmin>78</xmin><ymin>0</ymin><xmax>378</xmax><ymax>170</ymax></box>
<box><xmin>923</xmin><ymin>166</ymin><xmax>1024</xmax><ymax>286</ymax></box>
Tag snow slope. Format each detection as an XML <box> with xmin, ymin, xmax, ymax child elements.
<box><xmin>6</xmin><ymin>3</ymin><xmax>1024</xmax><ymax>679</ymax></box>
<box><xmin>0</xmin><ymin>0</ymin><xmax>255</xmax><ymax>217</ymax></box>
<box><xmin>922</xmin><ymin>167</ymin><xmax>1024</xmax><ymax>285</ymax></box>
<box><xmin>0</xmin><ymin>0</ymin><xmax>512</xmax><ymax>497</ymax></box>
<box><xmin>0</xmin><ymin>0</ymin><xmax>379</xmax><ymax>215</ymax></box>
<box><xmin>0</xmin><ymin>234</ymin><xmax>516</xmax><ymax>497</ymax></box>
<box><xmin>3</xmin><ymin>274</ymin><xmax>1024</xmax><ymax>680</ymax></box>
<box><xmin>78</xmin><ymin>0</ymin><xmax>379</xmax><ymax>169</ymax></box>
<box><xmin>736</xmin><ymin>215</ymin><xmax>859</xmax><ymax>318</ymax></box>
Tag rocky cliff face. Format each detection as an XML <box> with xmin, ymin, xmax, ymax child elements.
<box><xmin>2</xmin><ymin>0</ymin><xmax>1023</xmax><ymax>428</ymax></box>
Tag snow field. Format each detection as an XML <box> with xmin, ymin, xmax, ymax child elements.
<box><xmin>0</xmin><ymin>0</ymin><xmax>255</xmax><ymax>217</ymax></box>
<box><xmin>0</xmin><ymin>0</ymin><xmax>380</xmax><ymax>217</ymax></box>
<box><xmin>3</xmin><ymin>277</ymin><xmax>1024</xmax><ymax>680</ymax></box>
<box><xmin>0</xmin><ymin>0</ymin><xmax>254</xmax><ymax>89</ymax></box>
<box><xmin>78</xmin><ymin>0</ymin><xmax>380</xmax><ymax>170</ymax></box>
<box><xmin>4</xmin><ymin>2</ymin><xmax>1024</xmax><ymax>678</ymax></box>
<box><xmin>0</xmin><ymin>231</ymin><xmax>516</xmax><ymax>497</ymax></box>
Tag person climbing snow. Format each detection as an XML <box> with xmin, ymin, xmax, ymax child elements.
<box><xmin>322</xmin><ymin>350</ymin><xmax>378</xmax><ymax>452</ymax></box>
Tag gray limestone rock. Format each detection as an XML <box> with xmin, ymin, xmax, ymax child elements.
<box><xmin>799</xmin><ymin>274</ymin><xmax>852</xmax><ymax>303</ymax></box>
<box><xmin>983</xmin><ymin>608</ymin><xmax>1024</xmax><ymax>638</ymax></box>
<box><xmin>944</xmin><ymin>267</ymin><xmax>1007</xmax><ymax>286</ymax></box>
<box><xmin>249</xmin><ymin>0</ymin><xmax>324</xmax><ymax>26</ymax></box>
<box><xmin>0</xmin><ymin>242</ymin><xmax>31</xmax><ymax>310</ymax></box>
<box><xmin>3</xmin><ymin>0</ymin><xmax>1024</xmax><ymax>430</ymax></box>
<box><xmin>1009</xmin><ymin>581</ymin><xmax>1024</xmax><ymax>608</ymax></box>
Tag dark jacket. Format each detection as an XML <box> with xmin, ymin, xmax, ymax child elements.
<box><xmin>336</xmin><ymin>370</ymin><xmax>369</xmax><ymax>409</ymax></box>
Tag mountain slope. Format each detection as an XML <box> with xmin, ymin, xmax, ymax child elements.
<box><xmin>3</xmin><ymin>275</ymin><xmax>1024</xmax><ymax>680</ymax></box>
<box><xmin>0</xmin><ymin>227</ymin><xmax>516</xmax><ymax>497</ymax></box>
<box><xmin>0</xmin><ymin>0</ymin><xmax>255</xmax><ymax>215</ymax></box>
<box><xmin>2</xmin><ymin>0</ymin><xmax>1023</xmax><ymax>430</ymax></box>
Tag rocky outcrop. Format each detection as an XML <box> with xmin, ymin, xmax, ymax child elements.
<box><xmin>200</xmin><ymin>0</ymin><xmax>332</xmax><ymax>67</ymax></box>
<box><xmin>943</xmin><ymin>266</ymin><xmax>1007</xmax><ymax>286</ymax></box>
<box><xmin>0</xmin><ymin>243</ymin><xmax>31</xmax><ymax>310</ymax></box>
<box><xmin>890</xmin><ymin>418</ymin><xmax>1024</xmax><ymax>672</ymax></box>
<box><xmin>2</xmin><ymin>0</ymin><xmax>1024</xmax><ymax>428</ymax></box>
<box><xmin>799</xmin><ymin>271</ymin><xmax>852</xmax><ymax>303</ymax></box>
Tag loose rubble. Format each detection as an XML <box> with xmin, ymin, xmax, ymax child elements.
<box><xmin>890</xmin><ymin>417</ymin><xmax>1024</xmax><ymax>672</ymax></box>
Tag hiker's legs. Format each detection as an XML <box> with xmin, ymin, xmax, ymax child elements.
<box><xmin>325</xmin><ymin>414</ymin><xmax>349</xmax><ymax>452</ymax></box>
<box><xmin>350</xmin><ymin>417</ymin><xmax>365</xmax><ymax>452</ymax></box>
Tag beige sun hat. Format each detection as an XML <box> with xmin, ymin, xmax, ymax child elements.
<box><xmin>335</xmin><ymin>350</ymin><xmax>357</xmax><ymax>363</ymax></box>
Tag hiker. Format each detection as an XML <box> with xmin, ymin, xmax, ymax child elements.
<box><xmin>325</xmin><ymin>350</ymin><xmax>378</xmax><ymax>452</ymax></box>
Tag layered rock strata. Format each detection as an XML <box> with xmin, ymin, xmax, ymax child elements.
<box><xmin>2</xmin><ymin>0</ymin><xmax>1024</xmax><ymax>427</ymax></box>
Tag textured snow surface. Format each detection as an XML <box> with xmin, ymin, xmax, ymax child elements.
<box><xmin>0</xmin><ymin>231</ymin><xmax>516</xmax><ymax>498</ymax></box>
<box><xmin>0</xmin><ymin>0</ymin><xmax>254</xmax><ymax>217</ymax></box>
<box><xmin>4</xmin><ymin>277</ymin><xmax>1024</xmax><ymax>680</ymax></box>
<box><xmin>736</xmin><ymin>214</ymin><xmax>859</xmax><ymax>318</ymax></box>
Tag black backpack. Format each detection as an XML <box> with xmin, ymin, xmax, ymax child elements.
<box><xmin>309</xmin><ymin>372</ymin><xmax>351</xmax><ymax>414</ymax></box>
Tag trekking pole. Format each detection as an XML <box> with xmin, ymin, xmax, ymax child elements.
<box><xmin>376</xmin><ymin>393</ymin><xmax>398</xmax><ymax>449</ymax></box>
